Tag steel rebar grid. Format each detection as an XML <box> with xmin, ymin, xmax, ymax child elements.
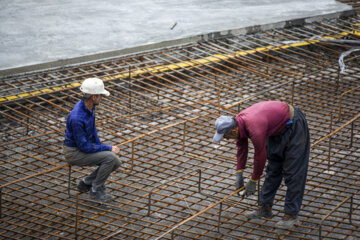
<box><xmin>1</xmin><ymin>15</ymin><xmax>360</xmax><ymax>239</ymax></box>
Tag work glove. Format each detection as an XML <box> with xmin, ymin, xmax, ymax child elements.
<box><xmin>235</xmin><ymin>171</ymin><xmax>244</xmax><ymax>190</ymax></box>
<box><xmin>245</xmin><ymin>178</ymin><xmax>257</xmax><ymax>196</ymax></box>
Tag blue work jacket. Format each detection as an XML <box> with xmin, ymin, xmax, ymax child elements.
<box><xmin>64</xmin><ymin>99</ymin><xmax>112</xmax><ymax>153</ymax></box>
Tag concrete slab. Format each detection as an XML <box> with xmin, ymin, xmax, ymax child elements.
<box><xmin>0</xmin><ymin>0</ymin><xmax>353</xmax><ymax>75</ymax></box>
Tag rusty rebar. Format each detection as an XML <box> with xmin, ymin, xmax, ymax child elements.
<box><xmin>0</xmin><ymin>14</ymin><xmax>359</xmax><ymax>240</ymax></box>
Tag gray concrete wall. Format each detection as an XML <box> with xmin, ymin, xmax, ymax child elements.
<box><xmin>0</xmin><ymin>0</ymin><xmax>353</xmax><ymax>76</ymax></box>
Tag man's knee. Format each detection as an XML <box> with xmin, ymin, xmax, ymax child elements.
<box><xmin>266</xmin><ymin>161</ymin><xmax>283</xmax><ymax>176</ymax></box>
<box><xmin>112</xmin><ymin>155</ymin><xmax>121</xmax><ymax>170</ymax></box>
<box><xmin>104</xmin><ymin>152</ymin><xmax>121</xmax><ymax>169</ymax></box>
<box><xmin>114</xmin><ymin>158</ymin><xmax>121</xmax><ymax>170</ymax></box>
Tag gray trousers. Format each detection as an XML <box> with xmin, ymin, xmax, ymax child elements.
<box><xmin>63</xmin><ymin>146</ymin><xmax>121</xmax><ymax>191</ymax></box>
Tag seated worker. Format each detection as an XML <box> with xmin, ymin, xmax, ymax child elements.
<box><xmin>213</xmin><ymin>101</ymin><xmax>310</xmax><ymax>229</ymax></box>
<box><xmin>63</xmin><ymin>77</ymin><xmax>121</xmax><ymax>203</ymax></box>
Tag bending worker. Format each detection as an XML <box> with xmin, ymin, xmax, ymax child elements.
<box><xmin>213</xmin><ymin>101</ymin><xmax>310</xmax><ymax>229</ymax></box>
<box><xmin>63</xmin><ymin>77</ymin><xmax>121</xmax><ymax>203</ymax></box>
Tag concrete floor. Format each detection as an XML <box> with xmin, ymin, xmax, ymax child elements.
<box><xmin>0</xmin><ymin>0</ymin><xmax>352</xmax><ymax>74</ymax></box>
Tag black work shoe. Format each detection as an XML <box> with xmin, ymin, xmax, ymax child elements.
<box><xmin>245</xmin><ymin>206</ymin><xmax>273</xmax><ymax>220</ymax></box>
<box><xmin>90</xmin><ymin>188</ymin><xmax>114</xmax><ymax>203</ymax></box>
<box><xmin>275</xmin><ymin>214</ymin><xmax>299</xmax><ymax>229</ymax></box>
<box><xmin>77</xmin><ymin>180</ymin><xmax>91</xmax><ymax>193</ymax></box>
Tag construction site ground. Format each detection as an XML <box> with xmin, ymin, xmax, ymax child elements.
<box><xmin>1</xmin><ymin>1</ymin><xmax>360</xmax><ymax>240</ymax></box>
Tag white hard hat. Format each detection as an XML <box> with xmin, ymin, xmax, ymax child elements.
<box><xmin>80</xmin><ymin>78</ymin><xmax>110</xmax><ymax>96</ymax></box>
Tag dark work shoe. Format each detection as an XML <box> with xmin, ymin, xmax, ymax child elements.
<box><xmin>77</xmin><ymin>180</ymin><xmax>91</xmax><ymax>193</ymax></box>
<box><xmin>245</xmin><ymin>206</ymin><xmax>273</xmax><ymax>220</ymax></box>
<box><xmin>90</xmin><ymin>188</ymin><xmax>114</xmax><ymax>203</ymax></box>
<box><xmin>275</xmin><ymin>214</ymin><xmax>299</xmax><ymax>229</ymax></box>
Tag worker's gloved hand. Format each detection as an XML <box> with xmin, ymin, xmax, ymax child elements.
<box><xmin>235</xmin><ymin>171</ymin><xmax>244</xmax><ymax>189</ymax></box>
<box><xmin>245</xmin><ymin>179</ymin><xmax>257</xmax><ymax>196</ymax></box>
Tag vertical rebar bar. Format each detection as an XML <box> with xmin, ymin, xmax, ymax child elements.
<box><xmin>197</xmin><ymin>169</ymin><xmax>202</xmax><ymax>193</ymax></box>
<box><xmin>0</xmin><ymin>188</ymin><xmax>2</xmax><ymax>218</ymax></box>
<box><xmin>75</xmin><ymin>192</ymin><xmax>80</xmax><ymax>240</ymax></box>
<box><xmin>257</xmin><ymin>179</ymin><xmax>261</xmax><ymax>204</ymax></box>
<box><xmin>328</xmin><ymin>113</ymin><xmax>333</xmax><ymax>170</ymax></box>
<box><xmin>336</xmin><ymin>66</ymin><xmax>340</xmax><ymax>95</ymax></box>
<box><xmin>349</xmin><ymin>121</ymin><xmax>354</xmax><ymax>148</ymax></box>
<box><xmin>68</xmin><ymin>164</ymin><xmax>72</xmax><ymax>197</ymax></box>
<box><xmin>131</xmin><ymin>141</ymin><xmax>135</xmax><ymax>170</ymax></box>
<box><xmin>218</xmin><ymin>89</ymin><xmax>221</xmax><ymax>116</ymax></box>
<box><xmin>350</xmin><ymin>195</ymin><xmax>353</xmax><ymax>225</ymax></box>
<box><xmin>26</xmin><ymin>108</ymin><xmax>30</xmax><ymax>135</ymax></box>
<box><xmin>337</xmin><ymin>86</ymin><xmax>360</xmax><ymax>122</ymax></box>
<box><xmin>147</xmin><ymin>192</ymin><xmax>152</xmax><ymax>216</ymax></box>
<box><xmin>183</xmin><ymin>122</ymin><xmax>187</xmax><ymax>152</ymax></box>
<box><xmin>291</xmin><ymin>80</ymin><xmax>295</xmax><ymax>105</ymax></box>
<box><xmin>128</xmin><ymin>65</ymin><xmax>132</xmax><ymax>114</ymax></box>
<box><xmin>217</xmin><ymin>202</ymin><xmax>223</xmax><ymax>232</ymax></box>
<box><xmin>338</xmin><ymin>95</ymin><xmax>343</xmax><ymax>122</ymax></box>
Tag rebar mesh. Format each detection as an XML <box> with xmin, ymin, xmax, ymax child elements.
<box><xmin>1</xmin><ymin>13</ymin><xmax>360</xmax><ymax>240</ymax></box>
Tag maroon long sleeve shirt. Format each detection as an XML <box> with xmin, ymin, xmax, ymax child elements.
<box><xmin>235</xmin><ymin>101</ymin><xmax>290</xmax><ymax>180</ymax></box>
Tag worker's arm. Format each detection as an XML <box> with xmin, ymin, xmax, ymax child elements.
<box><xmin>240</xmin><ymin>123</ymin><xmax>267</xmax><ymax>196</ymax></box>
<box><xmin>236</xmin><ymin>137</ymin><xmax>248</xmax><ymax>171</ymax></box>
<box><xmin>235</xmin><ymin>138</ymin><xmax>248</xmax><ymax>189</ymax></box>
<box><xmin>235</xmin><ymin>170</ymin><xmax>244</xmax><ymax>189</ymax></box>
<box><xmin>249</xmin><ymin>130</ymin><xmax>267</xmax><ymax>181</ymax></box>
<box><xmin>236</xmin><ymin>133</ymin><xmax>264</xmax><ymax>196</ymax></box>
<box><xmin>94</xmin><ymin>124</ymin><xmax>119</xmax><ymax>154</ymax></box>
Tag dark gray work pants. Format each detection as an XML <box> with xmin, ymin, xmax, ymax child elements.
<box><xmin>259</xmin><ymin>107</ymin><xmax>310</xmax><ymax>216</ymax></box>
<box><xmin>63</xmin><ymin>146</ymin><xmax>121</xmax><ymax>191</ymax></box>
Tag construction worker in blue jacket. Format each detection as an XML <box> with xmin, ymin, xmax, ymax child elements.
<box><xmin>63</xmin><ymin>78</ymin><xmax>121</xmax><ymax>202</ymax></box>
